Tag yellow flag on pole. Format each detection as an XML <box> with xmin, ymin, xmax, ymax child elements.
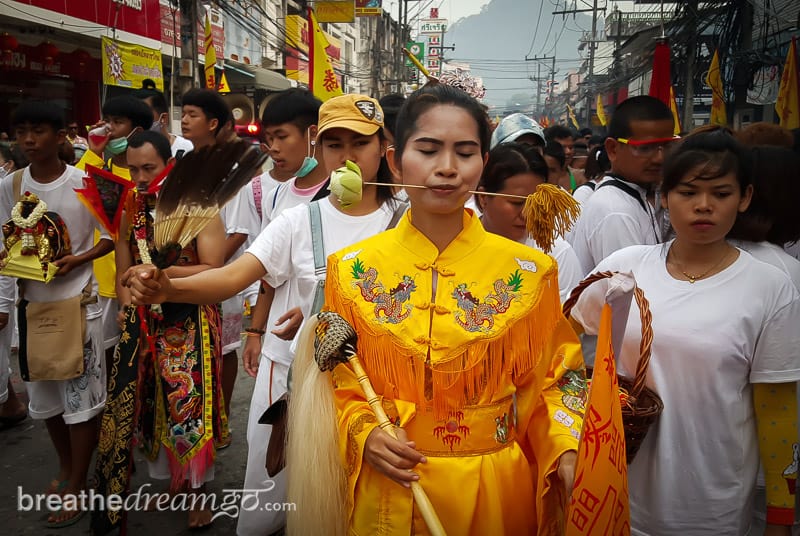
<box><xmin>669</xmin><ymin>85</ymin><xmax>681</xmax><ymax>135</ymax></box>
<box><xmin>776</xmin><ymin>37</ymin><xmax>800</xmax><ymax>130</ymax></box>
<box><xmin>705</xmin><ymin>49</ymin><xmax>727</xmax><ymax>126</ymax></box>
<box><xmin>566</xmin><ymin>303</ymin><xmax>631</xmax><ymax>535</ymax></box>
<box><xmin>308</xmin><ymin>8</ymin><xmax>343</xmax><ymax>101</ymax></box>
<box><xmin>204</xmin><ymin>14</ymin><xmax>217</xmax><ymax>90</ymax></box>
<box><xmin>204</xmin><ymin>14</ymin><xmax>229</xmax><ymax>93</ymax></box>
<box><xmin>596</xmin><ymin>95</ymin><xmax>607</xmax><ymax>126</ymax></box>
<box><xmin>568</xmin><ymin>103</ymin><xmax>580</xmax><ymax>130</ymax></box>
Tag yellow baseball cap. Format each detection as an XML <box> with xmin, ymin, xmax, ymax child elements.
<box><xmin>316</xmin><ymin>94</ymin><xmax>384</xmax><ymax>139</ymax></box>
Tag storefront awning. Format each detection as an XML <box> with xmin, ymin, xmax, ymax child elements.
<box><xmin>224</xmin><ymin>60</ymin><xmax>291</xmax><ymax>91</ymax></box>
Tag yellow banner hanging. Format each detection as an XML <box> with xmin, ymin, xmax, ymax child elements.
<box><xmin>101</xmin><ymin>36</ymin><xmax>163</xmax><ymax>91</ymax></box>
<box><xmin>308</xmin><ymin>8</ymin><xmax>343</xmax><ymax>101</ymax></box>
<box><xmin>204</xmin><ymin>14</ymin><xmax>229</xmax><ymax>93</ymax></box>
<box><xmin>776</xmin><ymin>37</ymin><xmax>799</xmax><ymax>130</ymax></box>
<box><xmin>596</xmin><ymin>95</ymin><xmax>607</xmax><ymax>126</ymax></box>
<box><xmin>669</xmin><ymin>85</ymin><xmax>681</xmax><ymax>135</ymax></box>
<box><xmin>705</xmin><ymin>49</ymin><xmax>727</xmax><ymax>126</ymax></box>
<box><xmin>568</xmin><ymin>103</ymin><xmax>580</xmax><ymax>130</ymax></box>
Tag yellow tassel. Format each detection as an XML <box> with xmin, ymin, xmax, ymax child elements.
<box><xmin>522</xmin><ymin>184</ymin><xmax>581</xmax><ymax>253</ymax></box>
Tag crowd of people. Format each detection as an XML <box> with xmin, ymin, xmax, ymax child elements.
<box><xmin>1</xmin><ymin>81</ymin><xmax>799</xmax><ymax>536</ymax></box>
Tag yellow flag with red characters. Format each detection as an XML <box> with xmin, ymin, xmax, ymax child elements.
<box><xmin>308</xmin><ymin>8</ymin><xmax>343</xmax><ymax>101</ymax></box>
<box><xmin>705</xmin><ymin>49</ymin><xmax>727</xmax><ymax>126</ymax></box>
<box><xmin>776</xmin><ymin>37</ymin><xmax>799</xmax><ymax>129</ymax></box>
<box><xmin>566</xmin><ymin>303</ymin><xmax>630</xmax><ymax>535</ymax></box>
<box><xmin>203</xmin><ymin>14</ymin><xmax>229</xmax><ymax>93</ymax></box>
<box><xmin>669</xmin><ymin>85</ymin><xmax>681</xmax><ymax>135</ymax></box>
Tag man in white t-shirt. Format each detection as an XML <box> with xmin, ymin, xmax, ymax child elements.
<box><xmin>2</xmin><ymin>102</ymin><xmax>113</xmax><ymax>527</ymax></box>
<box><xmin>570</xmin><ymin>96</ymin><xmax>676</xmax><ymax>275</ymax></box>
<box><xmin>134</xmin><ymin>86</ymin><xmax>194</xmax><ymax>158</ymax></box>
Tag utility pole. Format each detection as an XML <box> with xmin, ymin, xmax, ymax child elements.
<box><xmin>526</xmin><ymin>55</ymin><xmax>556</xmax><ymax>119</ymax></box>
<box><xmin>429</xmin><ymin>28</ymin><xmax>455</xmax><ymax>77</ymax></box>
<box><xmin>585</xmin><ymin>0</ymin><xmax>599</xmax><ymax>126</ymax></box>
<box><xmin>178</xmin><ymin>0</ymin><xmax>199</xmax><ymax>94</ymax></box>
<box><xmin>681</xmin><ymin>0</ymin><xmax>699</xmax><ymax>131</ymax></box>
<box><xmin>553</xmin><ymin>0</ymin><xmax>602</xmax><ymax>126</ymax></box>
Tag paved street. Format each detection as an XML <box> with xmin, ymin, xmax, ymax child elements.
<box><xmin>1</xmin><ymin>352</ymin><xmax>256</xmax><ymax>535</ymax></box>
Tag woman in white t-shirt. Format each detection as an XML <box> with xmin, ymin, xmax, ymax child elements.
<box><xmin>475</xmin><ymin>142</ymin><xmax>582</xmax><ymax>302</ymax></box>
<box><xmin>570</xmin><ymin>130</ymin><xmax>800</xmax><ymax>535</ymax></box>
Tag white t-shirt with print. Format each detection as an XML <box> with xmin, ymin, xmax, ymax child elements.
<box><xmin>170</xmin><ymin>135</ymin><xmax>193</xmax><ymax>158</ymax></box>
<box><xmin>0</xmin><ymin>166</ymin><xmax>106</xmax><ymax>314</ymax></box>
<box><xmin>246</xmin><ymin>197</ymin><xmax>394</xmax><ymax>366</ymax></box>
<box><xmin>570</xmin><ymin>243</ymin><xmax>800</xmax><ymax>535</ymax></box>
<box><xmin>570</xmin><ymin>176</ymin><xmax>662</xmax><ymax>274</ymax></box>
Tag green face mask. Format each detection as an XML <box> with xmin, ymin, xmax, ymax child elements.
<box><xmin>106</xmin><ymin>136</ymin><xmax>129</xmax><ymax>156</ymax></box>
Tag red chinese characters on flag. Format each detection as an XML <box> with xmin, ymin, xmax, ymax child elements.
<box><xmin>323</xmin><ymin>68</ymin><xmax>340</xmax><ymax>93</ymax></box>
<box><xmin>566</xmin><ymin>303</ymin><xmax>631</xmax><ymax>535</ymax></box>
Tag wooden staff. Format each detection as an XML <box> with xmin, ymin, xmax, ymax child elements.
<box><xmin>313</xmin><ymin>311</ymin><xmax>447</xmax><ymax>536</ymax></box>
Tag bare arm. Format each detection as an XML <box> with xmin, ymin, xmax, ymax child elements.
<box><xmin>126</xmin><ymin>253</ymin><xmax>267</xmax><ymax>305</ymax></box>
<box><xmin>223</xmin><ymin>232</ymin><xmax>248</xmax><ymax>263</ymax></box>
<box><xmin>115</xmin><ymin>212</ymin><xmax>133</xmax><ymax>306</ymax></box>
<box><xmin>163</xmin><ymin>215</ymin><xmax>226</xmax><ymax>279</ymax></box>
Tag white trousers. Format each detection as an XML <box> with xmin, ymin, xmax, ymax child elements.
<box><xmin>236</xmin><ymin>358</ymin><xmax>289</xmax><ymax>536</ymax></box>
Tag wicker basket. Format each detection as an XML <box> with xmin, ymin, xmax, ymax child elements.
<box><xmin>562</xmin><ymin>271</ymin><xmax>664</xmax><ymax>464</ymax></box>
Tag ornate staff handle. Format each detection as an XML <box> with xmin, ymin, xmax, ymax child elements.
<box><xmin>314</xmin><ymin>312</ymin><xmax>447</xmax><ymax>536</ymax></box>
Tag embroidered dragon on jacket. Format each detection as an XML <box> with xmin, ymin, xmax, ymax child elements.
<box><xmin>451</xmin><ymin>270</ymin><xmax>523</xmax><ymax>332</ymax></box>
<box><xmin>351</xmin><ymin>258</ymin><xmax>417</xmax><ymax>323</ymax></box>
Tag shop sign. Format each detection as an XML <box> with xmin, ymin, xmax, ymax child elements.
<box><xmin>159</xmin><ymin>1</ymin><xmax>224</xmax><ymax>58</ymax></box>
<box><xmin>102</xmin><ymin>36</ymin><xmax>164</xmax><ymax>90</ymax></box>
<box><xmin>420</xmin><ymin>19</ymin><xmax>447</xmax><ymax>36</ymax></box>
<box><xmin>356</xmin><ymin>0</ymin><xmax>382</xmax><ymax>16</ymax></box>
<box><xmin>317</xmin><ymin>1</ymin><xmax>356</xmax><ymax>23</ymax></box>
<box><xmin>19</xmin><ymin>0</ymin><xmax>160</xmax><ymax>41</ymax></box>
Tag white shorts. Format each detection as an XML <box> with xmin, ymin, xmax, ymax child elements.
<box><xmin>0</xmin><ymin>308</ymin><xmax>14</xmax><ymax>404</ymax></box>
<box><xmin>24</xmin><ymin>315</ymin><xmax>106</xmax><ymax>425</ymax></box>
<box><xmin>221</xmin><ymin>294</ymin><xmax>244</xmax><ymax>354</ymax></box>
<box><xmin>99</xmin><ymin>296</ymin><xmax>121</xmax><ymax>350</ymax></box>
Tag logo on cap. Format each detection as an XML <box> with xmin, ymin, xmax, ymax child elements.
<box><xmin>355</xmin><ymin>100</ymin><xmax>377</xmax><ymax>120</ymax></box>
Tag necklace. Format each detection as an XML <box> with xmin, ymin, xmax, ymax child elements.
<box><xmin>670</xmin><ymin>245</ymin><xmax>732</xmax><ymax>283</ymax></box>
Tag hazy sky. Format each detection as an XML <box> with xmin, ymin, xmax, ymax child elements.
<box><xmin>383</xmin><ymin>1</ymin><xmax>489</xmax><ymax>25</ymax></box>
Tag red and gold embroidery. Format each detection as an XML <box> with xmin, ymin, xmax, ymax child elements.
<box><xmin>350</xmin><ymin>258</ymin><xmax>417</xmax><ymax>324</ymax></box>
<box><xmin>450</xmin><ymin>270</ymin><xmax>523</xmax><ymax>332</ymax></box>
<box><xmin>433</xmin><ymin>411</ymin><xmax>471</xmax><ymax>451</ymax></box>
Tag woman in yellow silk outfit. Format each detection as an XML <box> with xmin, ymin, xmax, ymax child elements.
<box><xmin>291</xmin><ymin>85</ymin><xmax>586</xmax><ymax>536</ymax></box>
<box><xmin>125</xmin><ymin>84</ymin><xmax>587</xmax><ymax>535</ymax></box>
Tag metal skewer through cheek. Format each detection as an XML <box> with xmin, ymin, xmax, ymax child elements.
<box><xmin>362</xmin><ymin>181</ymin><xmax>528</xmax><ymax>200</ymax></box>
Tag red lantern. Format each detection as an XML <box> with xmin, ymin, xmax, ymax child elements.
<box><xmin>0</xmin><ymin>33</ymin><xmax>18</xmax><ymax>65</ymax></box>
<box><xmin>38</xmin><ymin>41</ymin><xmax>59</xmax><ymax>67</ymax></box>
